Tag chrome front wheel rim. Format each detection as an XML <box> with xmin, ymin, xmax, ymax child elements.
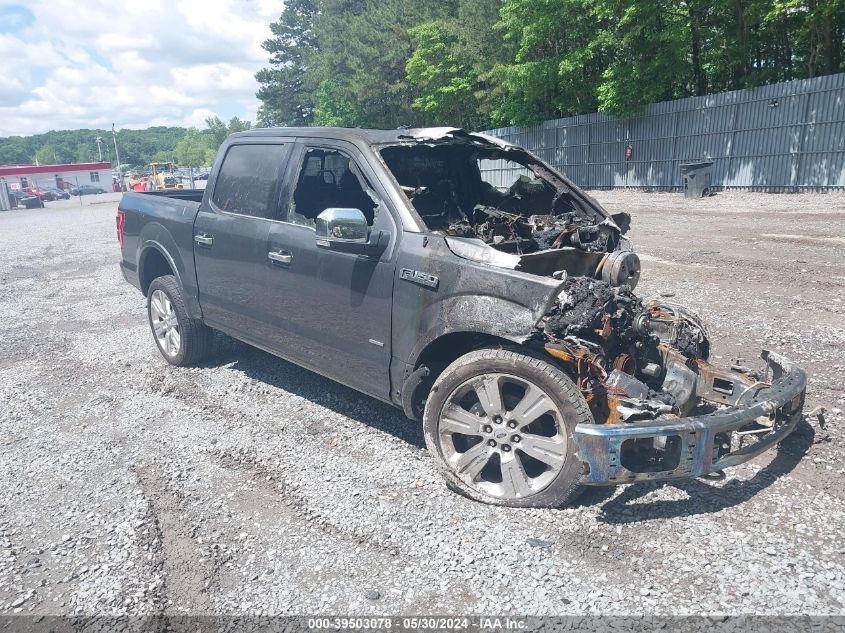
<box><xmin>438</xmin><ymin>372</ymin><xmax>567</xmax><ymax>500</ymax></box>
<box><xmin>150</xmin><ymin>289</ymin><xmax>181</xmax><ymax>357</ymax></box>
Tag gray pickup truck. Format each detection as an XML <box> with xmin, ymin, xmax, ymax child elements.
<box><xmin>117</xmin><ymin>127</ymin><xmax>806</xmax><ymax>508</ymax></box>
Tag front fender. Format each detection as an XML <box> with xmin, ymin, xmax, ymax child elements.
<box><xmin>394</xmin><ymin>233</ymin><xmax>564</xmax><ymax>367</ymax></box>
<box><xmin>407</xmin><ymin>292</ymin><xmax>554</xmax><ymax>365</ymax></box>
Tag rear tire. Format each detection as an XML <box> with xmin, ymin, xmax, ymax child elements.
<box><xmin>147</xmin><ymin>275</ymin><xmax>212</xmax><ymax>366</ymax></box>
<box><xmin>423</xmin><ymin>348</ymin><xmax>592</xmax><ymax>508</ymax></box>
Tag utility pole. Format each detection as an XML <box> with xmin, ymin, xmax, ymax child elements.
<box><xmin>95</xmin><ymin>136</ymin><xmax>103</xmax><ymax>161</ymax></box>
<box><xmin>111</xmin><ymin>123</ymin><xmax>123</xmax><ymax>189</ymax></box>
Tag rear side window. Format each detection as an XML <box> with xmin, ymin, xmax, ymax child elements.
<box><xmin>211</xmin><ymin>144</ymin><xmax>286</xmax><ymax>219</ymax></box>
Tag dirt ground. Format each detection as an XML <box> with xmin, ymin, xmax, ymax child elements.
<box><xmin>0</xmin><ymin>190</ymin><xmax>843</xmax><ymax>618</ymax></box>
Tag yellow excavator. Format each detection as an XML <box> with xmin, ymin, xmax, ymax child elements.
<box><xmin>150</xmin><ymin>162</ymin><xmax>183</xmax><ymax>191</ymax></box>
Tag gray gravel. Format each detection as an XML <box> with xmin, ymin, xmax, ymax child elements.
<box><xmin>0</xmin><ymin>190</ymin><xmax>843</xmax><ymax>616</ymax></box>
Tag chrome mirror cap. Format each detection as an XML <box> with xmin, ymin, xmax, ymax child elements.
<box><xmin>316</xmin><ymin>208</ymin><xmax>368</xmax><ymax>243</ymax></box>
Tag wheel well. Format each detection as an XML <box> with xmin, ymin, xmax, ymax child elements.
<box><xmin>407</xmin><ymin>332</ymin><xmax>516</xmax><ymax>418</ymax></box>
<box><xmin>139</xmin><ymin>248</ymin><xmax>174</xmax><ymax>296</ymax></box>
<box><xmin>416</xmin><ymin>332</ymin><xmax>516</xmax><ymax>371</ymax></box>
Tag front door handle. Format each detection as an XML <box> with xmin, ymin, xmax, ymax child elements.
<box><xmin>268</xmin><ymin>250</ymin><xmax>293</xmax><ymax>266</ymax></box>
<box><xmin>194</xmin><ymin>234</ymin><xmax>214</xmax><ymax>247</ymax></box>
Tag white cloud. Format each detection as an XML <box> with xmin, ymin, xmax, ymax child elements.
<box><xmin>0</xmin><ymin>0</ymin><xmax>283</xmax><ymax>136</ymax></box>
<box><xmin>181</xmin><ymin>107</ymin><xmax>221</xmax><ymax>128</ymax></box>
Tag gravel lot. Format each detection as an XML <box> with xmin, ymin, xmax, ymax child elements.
<box><xmin>1</xmin><ymin>190</ymin><xmax>844</xmax><ymax>617</ymax></box>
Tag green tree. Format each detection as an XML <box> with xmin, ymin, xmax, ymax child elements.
<box><xmin>226</xmin><ymin>117</ymin><xmax>252</xmax><ymax>135</ymax></box>
<box><xmin>34</xmin><ymin>144</ymin><xmax>59</xmax><ymax>164</ymax></box>
<box><xmin>0</xmin><ymin>127</ymin><xmax>188</xmax><ymax>169</ymax></box>
<box><xmin>406</xmin><ymin>21</ymin><xmax>481</xmax><ymax>127</ymax></box>
<box><xmin>204</xmin><ymin>116</ymin><xmax>230</xmax><ymax>147</ymax></box>
<box><xmin>175</xmin><ymin>128</ymin><xmax>215</xmax><ymax>166</ymax></box>
<box><xmin>405</xmin><ymin>1</ymin><xmax>508</xmax><ymax>129</ymax></box>
<box><xmin>76</xmin><ymin>142</ymin><xmax>95</xmax><ymax>163</ymax></box>
<box><xmin>593</xmin><ymin>0</ymin><xmax>692</xmax><ymax>116</ymax></box>
<box><xmin>255</xmin><ymin>0</ymin><xmax>320</xmax><ymax>126</ymax></box>
<box><xmin>453</xmin><ymin>0</ymin><xmax>510</xmax><ymax>126</ymax></box>
<box><xmin>309</xmin><ymin>0</ymin><xmax>455</xmax><ymax>128</ymax></box>
<box><xmin>203</xmin><ymin>116</ymin><xmax>253</xmax><ymax>151</ymax></box>
<box><xmin>0</xmin><ymin>137</ymin><xmax>30</xmax><ymax>163</ymax></box>
<box><xmin>767</xmin><ymin>0</ymin><xmax>845</xmax><ymax>79</ymax></box>
<box><xmin>151</xmin><ymin>150</ymin><xmax>174</xmax><ymax>163</ymax></box>
<box><xmin>493</xmin><ymin>0</ymin><xmax>609</xmax><ymax>125</ymax></box>
<box><xmin>313</xmin><ymin>80</ymin><xmax>361</xmax><ymax>126</ymax></box>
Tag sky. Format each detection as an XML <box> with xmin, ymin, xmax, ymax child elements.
<box><xmin>0</xmin><ymin>0</ymin><xmax>284</xmax><ymax>137</ymax></box>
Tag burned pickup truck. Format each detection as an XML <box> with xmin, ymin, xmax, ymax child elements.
<box><xmin>118</xmin><ymin>126</ymin><xmax>806</xmax><ymax>508</ymax></box>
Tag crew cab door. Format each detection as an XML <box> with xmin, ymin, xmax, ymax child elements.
<box><xmin>193</xmin><ymin>140</ymin><xmax>292</xmax><ymax>341</ymax></box>
<box><xmin>263</xmin><ymin>140</ymin><xmax>397</xmax><ymax>400</ymax></box>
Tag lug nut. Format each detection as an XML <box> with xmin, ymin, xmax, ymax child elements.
<box><xmin>507</xmin><ymin>420</ymin><xmax>518</xmax><ymax>429</ymax></box>
<box><xmin>512</xmin><ymin>435</ymin><xmax>521</xmax><ymax>443</ymax></box>
<box><xmin>492</xmin><ymin>415</ymin><xmax>503</xmax><ymax>424</ymax></box>
<box><xmin>487</xmin><ymin>439</ymin><xmax>497</xmax><ymax>447</ymax></box>
<box><xmin>482</xmin><ymin>425</ymin><xmax>493</xmax><ymax>434</ymax></box>
<box><xmin>502</xmin><ymin>445</ymin><xmax>512</xmax><ymax>452</ymax></box>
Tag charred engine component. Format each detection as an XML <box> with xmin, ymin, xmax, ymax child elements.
<box><xmin>644</xmin><ymin>301</ymin><xmax>710</xmax><ymax>360</ymax></box>
<box><xmin>538</xmin><ymin>277</ymin><xmax>675</xmax><ymax>424</ymax></box>
<box><xmin>599</xmin><ymin>250</ymin><xmax>641</xmax><ymax>290</ymax></box>
<box><xmin>605</xmin><ymin>369</ymin><xmax>649</xmax><ymax>399</ymax></box>
<box><xmin>537</xmin><ymin>278</ymin><xmax>764</xmax><ymax>429</ymax></box>
<box><xmin>512</xmin><ymin>246</ymin><xmax>640</xmax><ymax>289</ymax></box>
<box><xmin>442</xmin><ymin>206</ymin><xmax>624</xmax><ymax>258</ymax></box>
<box><xmin>529</xmin><ymin>213</ymin><xmax>620</xmax><ymax>253</ymax></box>
<box><xmin>659</xmin><ymin>350</ymin><xmax>699</xmax><ymax>414</ymax></box>
<box><xmin>543</xmin><ymin>277</ymin><xmax>651</xmax><ymax>350</ymax></box>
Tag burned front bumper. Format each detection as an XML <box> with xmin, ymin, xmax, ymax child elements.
<box><xmin>574</xmin><ymin>350</ymin><xmax>806</xmax><ymax>485</ymax></box>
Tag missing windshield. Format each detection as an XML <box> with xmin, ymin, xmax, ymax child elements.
<box><xmin>379</xmin><ymin>140</ymin><xmax>619</xmax><ymax>256</ymax></box>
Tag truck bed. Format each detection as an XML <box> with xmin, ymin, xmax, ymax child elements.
<box><xmin>131</xmin><ymin>189</ymin><xmax>205</xmax><ymax>203</ymax></box>
<box><xmin>117</xmin><ymin>190</ymin><xmax>204</xmax><ymax>311</ymax></box>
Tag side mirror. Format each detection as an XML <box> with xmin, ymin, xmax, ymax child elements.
<box><xmin>316</xmin><ymin>207</ymin><xmax>368</xmax><ymax>243</ymax></box>
<box><xmin>315</xmin><ymin>208</ymin><xmax>388</xmax><ymax>258</ymax></box>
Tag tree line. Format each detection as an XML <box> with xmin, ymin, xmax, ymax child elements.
<box><xmin>255</xmin><ymin>0</ymin><xmax>845</xmax><ymax>131</ymax></box>
<box><xmin>2</xmin><ymin>1</ymin><xmax>840</xmax><ymax>165</ymax></box>
<box><xmin>0</xmin><ymin>117</ymin><xmax>252</xmax><ymax>169</ymax></box>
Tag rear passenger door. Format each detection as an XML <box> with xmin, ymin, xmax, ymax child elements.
<box><xmin>193</xmin><ymin>141</ymin><xmax>292</xmax><ymax>342</ymax></box>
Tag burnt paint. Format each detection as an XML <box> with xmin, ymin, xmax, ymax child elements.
<box><xmin>392</xmin><ymin>233</ymin><xmax>564</xmax><ymax>368</ymax></box>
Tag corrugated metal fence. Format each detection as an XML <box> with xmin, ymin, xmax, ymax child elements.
<box><xmin>481</xmin><ymin>73</ymin><xmax>845</xmax><ymax>191</ymax></box>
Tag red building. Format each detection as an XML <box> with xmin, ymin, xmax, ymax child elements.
<box><xmin>0</xmin><ymin>162</ymin><xmax>113</xmax><ymax>191</ymax></box>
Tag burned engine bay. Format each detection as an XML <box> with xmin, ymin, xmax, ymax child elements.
<box><xmin>380</xmin><ymin>135</ymin><xmax>642</xmax><ymax>286</ymax></box>
<box><xmin>382</xmin><ymin>132</ymin><xmax>793</xmax><ymax>475</ymax></box>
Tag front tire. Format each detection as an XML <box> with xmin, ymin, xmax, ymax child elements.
<box><xmin>423</xmin><ymin>348</ymin><xmax>592</xmax><ymax>508</ymax></box>
<box><xmin>147</xmin><ymin>275</ymin><xmax>211</xmax><ymax>366</ymax></box>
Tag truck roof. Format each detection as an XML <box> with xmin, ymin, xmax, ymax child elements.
<box><xmin>229</xmin><ymin>126</ymin><xmax>514</xmax><ymax>148</ymax></box>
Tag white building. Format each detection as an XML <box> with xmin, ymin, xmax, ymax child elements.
<box><xmin>0</xmin><ymin>161</ymin><xmax>113</xmax><ymax>191</ymax></box>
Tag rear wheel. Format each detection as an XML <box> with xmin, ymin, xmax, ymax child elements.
<box><xmin>147</xmin><ymin>275</ymin><xmax>212</xmax><ymax>366</ymax></box>
<box><xmin>423</xmin><ymin>348</ymin><xmax>592</xmax><ymax>508</ymax></box>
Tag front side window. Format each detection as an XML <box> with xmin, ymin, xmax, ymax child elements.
<box><xmin>211</xmin><ymin>144</ymin><xmax>287</xmax><ymax>219</ymax></box>
<box><xmin>287</xmin><ymin>147</ymin><xmax>377</xmax><ymax>227</ymax></box>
